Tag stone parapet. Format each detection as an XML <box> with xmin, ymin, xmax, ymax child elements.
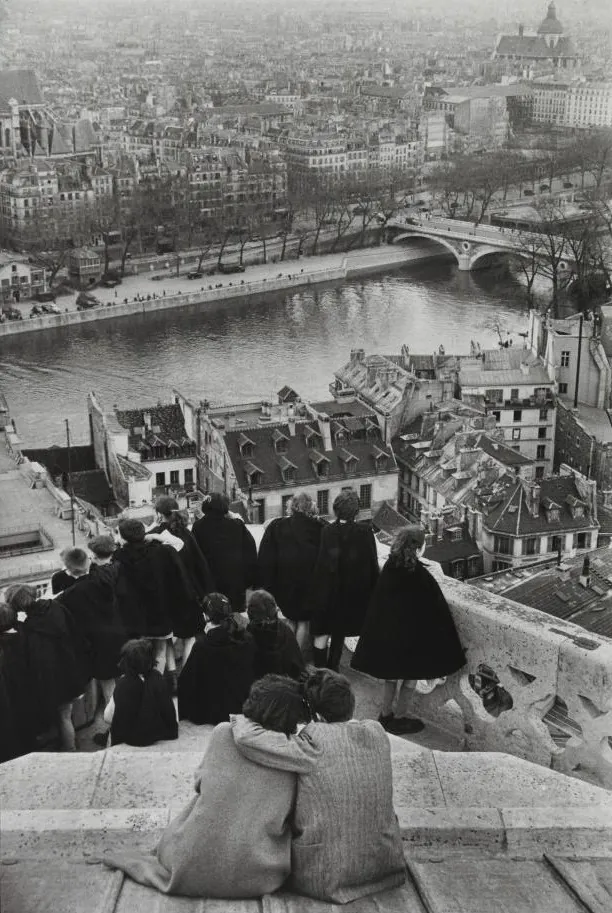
<box><xmin>401</xmin><ymin>576</ymin><xmax>612</xmax><ymax>789</ymax></box>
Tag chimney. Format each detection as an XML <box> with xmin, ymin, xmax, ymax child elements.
<box><xmin>143</xmin><ymin>411</ymin><xmax>152</xmax><ymax>430</ymax></box>
<box><xmin>579</xmin><ymin>555</ymin><xmax>591</xmax><ymax>589</ymax></box>
<box><xmin>318</xmin><ymin>415</ymin><xmax>332</xmax><ymax>451</ymax></box>
<box><xmin>350</xmin><ymin>348</ymin><xmax>365</xmax><ymax>365</ymax></box>
<box><xmin>287</xmin><ymin>403</ymin><xmax>296</xmax><ymax>436</ymax></box>
<box><xmin>518</xmin><ymin>23</ymin><xmax>524</xmax><ymax>37</ymax></box>
<box><xmin>555</xmin><ymin>562</ymin><xmax>571</xmax><ymax>582</ymax></box>
<box><xmin>366</xmin><ymin>366</ymin><xmax>377</xmax><ymax>387</ymax></box>
<box><xmin>528</xmin><ymin>482</ymin><xmax>541</xmax><ymax>518</ymax></box>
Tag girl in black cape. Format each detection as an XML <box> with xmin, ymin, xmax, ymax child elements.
<box><xmin>351</xmin><ymin>525</ymin><xmax>466</xmax><ymax>736</ymax></box>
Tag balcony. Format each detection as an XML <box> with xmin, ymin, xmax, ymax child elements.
<box><xmin>399</xmin><ymin>575</ymin><xmax>612</xmax><ymax>790</ymax></box>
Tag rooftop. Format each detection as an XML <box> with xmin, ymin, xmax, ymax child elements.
<box><xmin>459</xmin><ymin>348</ymin><xmax>552</xmax><ymax>389</ymax></box>
<box><xmin>485</xmin><ymin>475</ymin><xmax>595</xmax><ymax>536</ymax></box>
<box><xmin>558</xmin><ymin>399</ymin><xmax>612</xmax><ymax>444</ymax></box>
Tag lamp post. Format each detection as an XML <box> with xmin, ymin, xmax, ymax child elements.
<box><xmin>65</xmin><ymin>418</ymin><xmax>76</xmax><ymax>546</ymax></box>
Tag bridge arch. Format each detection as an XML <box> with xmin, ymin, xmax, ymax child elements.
<box><xmin>389</xmin><ymin>231</ymin><xmax>463</xmax><ymax>266</ymax></box>
<box><xmin>468</xmin><ymin>245</ymin><xmax>516</xmax><ymax>270</ymax></box>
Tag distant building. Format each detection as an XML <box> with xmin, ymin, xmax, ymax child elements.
<box><xmin>476</xmin><ymin>466</ymin><xmax>599</xmax><ymax>572</ymax></box>
<box><xmin>88</xmin><ymin>394</ymin><xmax>197</xmax><ymax>509</ymax></box>
<box><xmin>458</xmin><ymin>346</ymin><xmax>556</xmax><ymax>477</ymax></box>
<box><xmin>528</xmin><ymin>79</ymin><xmax>612</xmax><ymax>128</ymax></box>
<box><xmin>0</xmin><ymin>253</ymin><xmax>47</xmax><ymax>303</ymax></box>
<box><xmin>175</xmin><ymin>391</ymin><xmax>398</xmax><ymax>523</ymax></box>
<box><xmin>423</xmin><ymin>85</ymin><xmax>528</xmax><ymax>150</ymax></box>
<box><xmin>493</xmin><ymin>2</ymin><xmax>580</xmax><ymax>73</ymax></box>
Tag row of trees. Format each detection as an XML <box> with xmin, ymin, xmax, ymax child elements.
<box><xmin>429</xmin><ymin>129</ymin><xmax>612</xmax><ymax>226</ymax></box>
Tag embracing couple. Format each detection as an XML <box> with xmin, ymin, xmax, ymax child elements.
<box><xmin>104</xmin><ymin>670</ymin><xmax>406</xmax><ymax>904</ymax></box>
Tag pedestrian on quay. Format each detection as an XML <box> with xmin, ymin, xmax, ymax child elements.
<box><xmin>246</xmin><ymin>589</ymin><xmax>304</xmax><ymax>681</ymax></box>
<box><xmin>257</xmin><ymin>492</ymin><xmax>323</xmax><ymax>652</ymax></box>
<box><xmin>310</xmin><ymin>489</ymin><xmax>379</xmax><ymax>671</ymax></box>
<box><xmin>104</xmin><ymin>638</ymin><xmax>178</xmax><ymax>747</ymax></box>
<box><xmin>178</xmin><ymin>593</ymin><xmax>256</xmax><ymax>725</ymax></box>
<box><xmin>0</xmin><ymin>601</ymin><xmax>38</xmax><ymax>762</ymax></box>
<box><xmin>4</xmin><ymin>584</ymin><xmax>91</xmax><ymax>751</ymax></box>
<box><xmin>113</xmin><ymin>518</ymin><xmax>195</xmax><ymax>692</ymax></box>
<box><xmin>351</xmin><ymin>525</ymin><xmax>466</xmax><ymax>735</ymax></box>
<box><xmin>192</xmin><ymin>493</ymin><xmax>257</xmax><ymax>613</ymax></box>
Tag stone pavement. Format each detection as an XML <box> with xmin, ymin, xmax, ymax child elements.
<box><xmin>3</xmin><ymin>731</ymin><xmax>612</xmax><ymax>912</ymax></box>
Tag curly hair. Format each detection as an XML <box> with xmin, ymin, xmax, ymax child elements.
<box><xmin>290</xmin><ymin>492</ymin><xmax>317</xmax><ymax>518</ymax></box>
<box><xmin>302</xmin><ymin>668</ymin><xmax>355</xmax><ymax>723</ymax></box>
<box><xmin>388</xmin><ymin>525</ymin><xmax>425</xmax><ymax>571</ymax></box>
<box><xmin>333</xmin><ymin>488</ymin><xmax>359</xmax><ymax>521</ymax></box>
<box><xmin>246</xmin><ymin>589</ymin><xmax>278</xmax><ymax>628</ymax></box>
<box><xmin>243</xmin><ymin>674</ymin><xmax>310</xmax><ymax>735</ymax></box>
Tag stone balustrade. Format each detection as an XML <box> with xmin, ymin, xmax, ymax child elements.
<box><xmin>407</xmin><ymin>576</ymin><xmax>612</xmax><ymax>790</ymax></box>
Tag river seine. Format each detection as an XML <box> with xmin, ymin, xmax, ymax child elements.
<box><xmin>0</xmin><ymin>256</ymin><xmax>536</xmax><ymax>447</ymax></box>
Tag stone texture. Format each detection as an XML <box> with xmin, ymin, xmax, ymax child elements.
<box><xmin>108</xmin><ymin>724</ymin><xmax>213</xmax><ymax>755</ymax></box>
<box><xmin>399</xmin><ymin>807</ymin><xmax>505</xmax><ymax>850</ymax></box>
<box><xmin>90</xmin><ymin>752</ymin><xmax>202</xmax><ymax>809</ymax></box>
<box><xmin>0</xmin><ymin>860</ymin><xmax>124</xmax><ymax>913</ymax></box>
<box><xmin>406</xmin><ymin>857</ymin><xmax>587</xmax><ymax>913</ymax></box>
<box><xmin>1</xmin><ymin>809</ymin><xmax>170</xmax><ymax>861</ymax></box>
<box><xmin>0</xmin><ymin>752</ymin><xmax>104</xmax><ymax>809</ymax></box>
<box><xmin>503</xmin><ymin>807</ymin><xmax>612</xmax><ymax>856</ymax></box>
<box><xmin>432</xmin><ymin>751</ymin><xmax>612</xmax><ymax>808</ymax></box>
<box><xmin>391</xmin><ymin>750</ymin><xmax>446</xmax><ymax>811</ymax></box>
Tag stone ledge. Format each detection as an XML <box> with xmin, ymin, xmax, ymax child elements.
<box><xmin>502</xmin><ymin>807</ymin><xmax>612</xmax><ymax>856</ymax></box>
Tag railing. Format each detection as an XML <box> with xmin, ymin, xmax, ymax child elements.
<box><xmin>405</xmin><ymin>576</ymin><xmax>612</xmax><ymax>790</ymax></box>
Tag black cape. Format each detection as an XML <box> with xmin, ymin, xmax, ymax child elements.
<box><xmin>57</xmin><ymin>564</ymin><xmax>127</xmax><ymax>680</ymax></box>
<box><xmin>51</xmin><ymin>569</ymin><xmax>75</xmax><ymax>595</ymax></box>
<box><xmin>19</xmin><ymin>599</ymin><xmax>91</xmax><ymax>732</ymax></box>
<box><xmin>257</xmin><ymin>513</ymin><xmax>323</xmax><ymax>621</ymax></box>
<box><xmin>191</xmin><ymin>513</ymin><xmax>258</xmax><ymax>612</ymax></box>
<box><xmin>178</xmin><ymin>625</ymin><xmax>256</xmax><ymax>725</ymax></box>
<box><xmin>0</xmin><ymin>631</ymin><xmax>38</xmax><ymax>762</ymax></box>
<box><xmin>247</xmin><ymin>619</ymin><xmax>305</xmax><ymax>681</ymax></box>
<box><xmin>148</xmin><ymin>523</ymin><xmax>214</xmax><ymax>600</ymax></box>
<box><xmin>110</xmin><ymin>669</ymin><xmax>178</xmax><ymax>747</ymax></box>
<box><xmin>310</xmin><ymin>520</ymin><xmax>380</xmax><ymax>637</ymax></box>
<box><xmin>114</xmin><ymin>540</ymin><xmax>200</xmax><ymax>638</ymax></box>
<box><xmin>351</xmin><ymin>560</ymin><xmax>466</xmax><ymax>681</ymax></box>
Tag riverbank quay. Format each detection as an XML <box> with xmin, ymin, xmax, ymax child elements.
<box><xmin>0</xmin><ymin>242</ymin><xmax>444</xmax><ymax>339</ymax></box>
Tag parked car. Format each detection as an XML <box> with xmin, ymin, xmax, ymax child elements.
<box><xmin>563</xmin><ymin>181</ymin><xmax>574</xmax><ymax>189</ymax></box>
<box><xmin>76</xmin><ymin>292</ymin><xmax>101</xmax><ymax>310</ymax></box>
<box><xmin>34</xmin><ymin>290</ymin><xmax>57</xmax><ymax>303</ymax></box>
<box><xmin>187</xmin><ymin>269</ymin><xmax>203</xmax><ymax>279</ymax></box>
<box><xmin>3</xmin><ymin>306</ymin><xmax>23</xmax><ymax>320</ymax></box>
<box><xmin>101</xmin><ymin>271</ymin><xmax>122</xmax><ymax>288</ymax></box>
<box><xmin>41</xmin><ymin>302</ymin><xmax>61</xmax><ymax>314</ymax></box>
<box><xmin>218</xmin><ymin>262</ymin><xmax>246</xmax><ymax>274</ymax></box>
<box><xmin>539</xmin><ymin>184</ymin><xmax>550</xmax><ymax>192</ymax></box>
<box><xmin>30</xmin><ymin>305</ymin><xmax>44</xmax><ymax>317</ymax></box>
<box><xmin>524</xmin><ymin>189</ymin><xmax>534</xmax><ymax>196</ymax></box>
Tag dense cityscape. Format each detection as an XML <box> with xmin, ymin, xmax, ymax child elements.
<box><xmin>2</xmin><ymin>0</ymin><xmax>612</xmax><ymax>910</ymax></box>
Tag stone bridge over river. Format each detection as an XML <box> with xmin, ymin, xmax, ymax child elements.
<box><xmin>387</xmin><ymin>214</ymin><xmax>574</xmax><ymax>272</ymax></box>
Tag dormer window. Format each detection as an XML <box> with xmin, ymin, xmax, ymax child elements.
<box><xmin>566</xmin><ymin>494</ymin><xmax>585</xmax><ymax>519</ymax></box>
<box><xmin>238</xmin><ymin>432</ymin><xmax>255</xmax><ymax>459</ymax></box>
<box><xmin>277</xmin><ymin>455</ymin><xmax>298</xmax><ymax>484</ymax></box>
<box><xmin>372</xmin><ymin>446</ymin><xmax>388</xmax><ymax>470</ymax></box>
<box><xmin>338</xmin><ymin>447</ymin><xmax>359</xmax><ymax>474</ymax></box>
<box><xmin>272</xmin><ymin>428</ymin><xmax>290</xmax><ymax>454</ymax></box>
<box><xmin>309</xmin><ymin>449</ymin><xmax>330</xmax><ymax>479</ymax></box>
<box><xmin>303</xmin><ymin>424</ymin><xmax>322</xmax><ymax>448</ymax></box>
<box><xmin>244</xmin><ymin>461</ymin><xmax>263</xmax><ymax>487</ymax></box>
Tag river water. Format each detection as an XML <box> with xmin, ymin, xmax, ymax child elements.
<box><xmin>0</xmin><ymin>256</ymin><xmax>535</xmax><ymax>447</ymax></box>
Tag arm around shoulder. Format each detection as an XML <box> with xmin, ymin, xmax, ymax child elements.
<box><xmin>231</xmin><ymin>714</ymin><xmax>321</xmax><ymax>773</ymax></box>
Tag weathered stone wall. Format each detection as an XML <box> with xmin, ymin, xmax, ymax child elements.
<box><xmin>409</xmin><ymin>575</ymin><xmax>612</xmax><ymax>790</ymax></box>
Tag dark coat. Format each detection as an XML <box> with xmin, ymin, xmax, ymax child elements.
<box><xmin>19</xmin><ymin>599</ymin><xmax>91</xmax><ymax>732</ymax></box>
<box><xmin>51</xmin><ymin>569</ymin><xmax>75</xmax><ymax>595</ymax></box>
<box><xmin>257</xmin><ymin>513</ymin><xmax>323</xmax><ymax>621</ymax></box>
<box><xmin>57</xmin><ymin>564</ymin><xmax>127</xmax><ymax>680</ymax></box>
<box><xmin>0</xmin><ymin>631</ymin><xmax>38</xmax><ymax>762</ymax></box>
<box><xmin>110</xmin><ymin>669</ymin><xmax>178</xmax><ymax>747</ymax></box>
<box><xmin>148</xmin><ymin>523</ymin><xmax>214</xmax><ymax>600</ymax></box>
<box><xmin>114</xmin><ymin>540</ymin><xmax>200</xmax><ymax>638</ymax></box>
<box><xmin>247</xmin><ymin>619</ymin><xmax>305</xmax><ymax>681</ymax></box>
<box><xmin>310</xmin><ymin>520</ymin><xmax>380</xmax><ymax>637</ymax></box>
<box><xmin>191</xmin><ymin>513</ymin><xmax>257</xmax><ymax>612</ymax></box>
<box><xmin>178</xmin><ymin>624</ymin><xmax>256</xmax><ymax>725</ymax></box>
<box><xmin>351</xmin><ymin>559</ymin><xmax>466</xmax><ymax>681</ymax></box>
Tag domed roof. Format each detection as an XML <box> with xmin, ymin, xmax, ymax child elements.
<box><xmin>537</xmin><ymin>1</ymin><xmax>564</xmax><ymax>35</ymax></box>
